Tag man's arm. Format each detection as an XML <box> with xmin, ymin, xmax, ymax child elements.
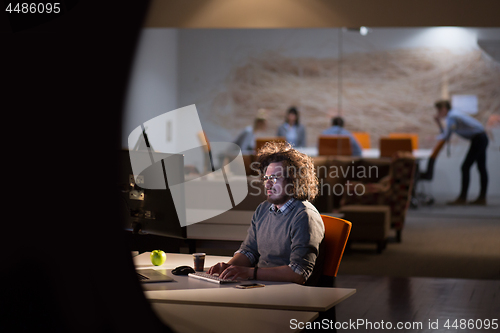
<box><xmin>218</xmin><ymin>265</ymin><xmax>305</xmax><ymax>284</ymax></box>
<box><xmin>288</xmin><ymin>210</ymin><xmax>324</xmax><ymax>283</ymax></box>
<box><xmin>434</xmin><ymin>115</ymin><xmax>445</xmax><ymax>133</ymax></box>
<box><xmin>207</xmin><ymin>252</ymin><xmax>252</xmax><ymax>275</ymax></box>
<box><xmin>436</xmin><ymin>116</ymin><xmax>454</xmax><ymax>141</ymax></box>
<box><xmin>208</xmin><ymin>205</ymin><xmax>262</xmax><ymax>276</ymax></box>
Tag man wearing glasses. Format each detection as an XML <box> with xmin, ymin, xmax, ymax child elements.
<box><xmin>208</xmin><ymin>141</ymin><xmax>325</xmax><ymax>284</ymax></box>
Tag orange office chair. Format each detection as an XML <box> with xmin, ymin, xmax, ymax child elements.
<box><xmin>379</xmin><ymin>137</ymin><xmax>413</xmax><ymax>158</ymax></box>
<box><xmin>197</xmin><ymin>131</ymin><xmax>214</xmax><ymax>172</ymax></box>
<box><xmin>318</xmin><ymin>136</ymin><xmax>353</xmax><ymax>156</ymax></box>
<box><xmin>352</xmin><ymin>132</ymin><xmax>371</xmax><ymax>149</ymax></box>
<box><xmin>389</xmin><ymin>133</ymin><xmax>419</xmax><ymax>150</ymax></box>
<box><xmin>255</xmin><ymin>137</ymin><xmax>286</xmax><ymax>152</ymax></box>
<box><xmin>307</xmin><ymin>215</ymin><xmax>352</xmax><ymax>287</ymax></box>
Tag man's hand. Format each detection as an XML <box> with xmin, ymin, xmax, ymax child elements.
<box><xmin>434</xmin><ymin>115</ymin><xmax>444</xmax><ymax>133</ymax></box>
<box><xmin>219</xmin><ymin>265</ymin><xmax>253</xmax><ymax>281</ymax></box>
<box><xmin>207</xmin><ymin>262</ymin><xmax>231</xmax><ymax>275</ymax></box>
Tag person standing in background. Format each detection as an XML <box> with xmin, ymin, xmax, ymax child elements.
<box><xmin>434</xmin><ymin>100</ymin><xmax>489</xmax><ymax>206</ymax></box>
<box><xmin>277</xmin><ymin>106</ymin><xmax>307</xmax><ymax>147</ymax></box>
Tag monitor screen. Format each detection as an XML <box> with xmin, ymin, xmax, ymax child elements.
<box><xmin>117</xmin><ymin>149</ymin><xmax>186</xmax><ymax>239</ymax></box>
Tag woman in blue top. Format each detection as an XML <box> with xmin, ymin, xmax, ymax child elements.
<box><xmin>277</xmin><ymin>107</ymin><xmax>306</xmax><ymax>147</ymax></box>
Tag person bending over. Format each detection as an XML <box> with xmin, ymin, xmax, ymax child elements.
<box><xmin>208</xmin><ymin>141</ymin><xmax>324</xmax><ymax>284</ymax></box>
<box><xmin>434</xmin><ymin>100</ymin><xmax>488</xmax><ymax>205</ymax></box>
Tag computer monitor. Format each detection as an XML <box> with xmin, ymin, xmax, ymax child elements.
<box><xmin>117</xmin><ymin>149</ymin><xmax>186</xmax><ymax>239</ymax></box>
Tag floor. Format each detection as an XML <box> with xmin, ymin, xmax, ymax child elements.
<box><xmin>333</xmin><ymin>195</ymin><xmax>500</xmax><ymax>332</ymax></box>
<box><xmin>339</xmin><ymin>195</ymin><xmax>500</xmax><ymax>280</ymax></box>
<box><xmin>335</xmin><ymin>275</ymin><xmax>500</xmax><ymax>332</ymax></box>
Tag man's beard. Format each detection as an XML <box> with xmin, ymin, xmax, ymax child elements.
<box><xmin>266</xmin><ymin>181</ymin><xmax>293</xmax><ymax>206</ymax></box>
<box><xmin>266</xmin><ymin>193</ymin><xmax>291</xmax><ymax>206</ymax></box>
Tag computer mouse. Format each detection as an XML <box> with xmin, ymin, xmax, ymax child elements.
<box><xmin>172</xmin><ymin>265</ymin><xmax>196</xmax><ymax>275</ymax></box>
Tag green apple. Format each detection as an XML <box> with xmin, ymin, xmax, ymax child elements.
<box><xmin>150</xmin><ymin>250</ymin><xmax>166</xmax><ymax>266</ymax></box>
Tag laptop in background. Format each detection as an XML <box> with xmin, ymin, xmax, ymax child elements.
<box><xmin>136</xmin><ymin>268</ymin><xmax>175</xmax><ymax>283</ymax></box>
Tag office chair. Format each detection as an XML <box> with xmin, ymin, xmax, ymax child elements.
<box><xmin>318</xmin><ymin>136</ymin><xmax>353</xmax><ymax>156</ymax></box>
<box><xmin>197</xmin><ymin>131</ymin><xmax>214</xmax><ymax>172</ymax></box>
<box><xmin>307</xmin><ymin>215</ymin><xmax>352</xmax><ymax>288</ymax></box>
<box><xmin>379</xmin><ymin>137</ymin><xmax>413</xmax><ymax>158</ymax></box>
<box><xmin>303</xmin><ymin>215</ymin><xmax>351</xmax><ymax>325</ymax></box>
<box><xmin>352</xmin><ymin>132</ymin><xmax>371</xmax><ymax>149</ymax></box>
<box><xmin>389</xmin><ymin>133</ymin><xmax>419</xmax><ymax>150</ymax></box>
<box><xmin>412</xmin><ymin>140</ymin><xmax>445</xmax><ymax>207</ymax></box>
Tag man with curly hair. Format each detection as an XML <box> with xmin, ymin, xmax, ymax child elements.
<box><xmin>208</xmin><ymin>142</ymin><xmax>325</xmax><ymax>284</ymax></box>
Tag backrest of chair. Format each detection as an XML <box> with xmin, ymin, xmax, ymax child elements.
<box><xmin>430</xmin><ymin>139</ymin><xmax>446</xmax><ymax>159</ymax></box>
<box><xmin>388</xmin><ymin>155</ymin><xmax>416</xmax><ymax>230</ymax></box>
<box><xmin>320</xmin><ymin>215</ymin><xmax>352</xmax><ymax>277</ymax></box>
<box><xmin>242</xmin><ymin>155</ymin><xmax>258</xmax><ymax>176</ymax></box>
<box><xmin>255</xmin><ymin>137</ymin><xmax>286</xmax><ymax>152</ymax></box>
<box><xmin>352</xmin><ymin>132</ymin><xmax>371</xmax><ymax>149</ymax></box>
<box><xmin>420</xmin><ymin>139</ymin><xmax>445</xmax><ymax>180</ymax></box>
<box><xmin>380</xmin><ymin>137</ymin><xmax>413</xmax><ymax>158</ymax></box>
<box><xmin>197</xmin><ymin>131</ymin><xmax>211</xmax><ymax>152</ymax></box>
<box><xmin>389</xmin><ymin>133</ymin><xmax>419</xmax><ymax>150</ymax></box>
<box><xmin>318</xmin><ymin>136</ymin><xmax>352</xmax><ymax>156</ymax></box>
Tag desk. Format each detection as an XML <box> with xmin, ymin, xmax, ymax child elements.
<box><xmin>134</xmin><ymin>252</ymin><xmax>232</xmax><ymax>270</ymax></box>
<box><xmin>296</xmin><ymin>147</ymin><xmax>432</xmax><ymax>159</ymax></box>
<box><xmin>135</xmin><ymin>252</ymin><xmax>356</xmax><ymax>312</ymax></box>
<box><xmin>150</xmin><ymin>303</ymin><xmax>318</xmax><ymax>333</ymax></box>
<box><xmin>145</xmin><ymin>283</ymin><xmax>355</xmax><ymax>312</ymax></box>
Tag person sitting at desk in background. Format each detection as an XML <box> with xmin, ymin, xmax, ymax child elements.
<box><xmin>434</xmin><ymin>100</ymin><xmax>489</xmax><ymax>206</ymax></box>
<box><xmin>233</xmin><ymin>110</ymin><xmax>268</xmax><ymax>152</ymax></box>
<box><xmin>322</xmin><ymin>116</ymin><xmax>362</xmax><ymax>157</ymax></box>
<box><xmin>208</xmin><ymin>141</ymin><xmax>325</xmax><ymax>284</ymax></box>
<box><xmin>277</xmin><ymin>106</ymin><xmax>307</xmax><ymax>147</ymax></box>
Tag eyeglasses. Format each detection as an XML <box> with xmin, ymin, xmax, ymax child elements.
<box><xmin>261</xmin><ymin>175</ymin><xmax>283</xmax><ymax>184</ymax></box>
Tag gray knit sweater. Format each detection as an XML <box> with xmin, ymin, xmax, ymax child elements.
<box><xmin>237</xmin><ymin>200</ymin><xmax>325</xmax><ymax>280</ymax></box>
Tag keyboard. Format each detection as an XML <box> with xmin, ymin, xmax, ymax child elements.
<box><xmin>188</xmin><ymin>272</ymin><xmax>240</xmax><ymax>284</ymax></box>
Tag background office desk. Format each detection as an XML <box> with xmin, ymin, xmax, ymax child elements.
<box><xmin>135</xmin><ymin>252</ymin><xmax>356</xmax><ymax>312</ymax></box>
<box><xmin>150</xmin><ymin>303</ymin><xmax>318</xmax><ymax>333</ymax></box>
<box><xmin>296</xmin><ymin>147</ymin><xmax>432</xmax><ymax>159</ymax></box>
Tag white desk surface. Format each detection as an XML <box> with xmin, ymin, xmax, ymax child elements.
<box><xmin>145</xmin><ymin>282</ymin><xmax>355</xmax><ymax>312</ymax></box>
<box><xmin>136</xmin><ymin>252</ymin><xmax>356</xmax><ymax>311</ymax></box>
<box><xmin>150</xmin><ymin>302</ymin><xmax>318</xmax><ymax>333</ymax></box>
<box><xmin>134</xmin><ymin>252</ymin><xmax>286</xmax><ymax>291</ymax></box>
<box><xmin>133</xmin><ymin>252</ymin><xmax>232</xmax><ymax>270</ymax></box>
<box><xmin>296</xmin><ymin>147</ymin><xmax>432</xmax><ymax>159</ymax></box>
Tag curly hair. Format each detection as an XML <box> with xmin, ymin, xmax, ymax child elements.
<box><xmin>256</xmin><ymin>141</ymin><xmax>319</xmax><ymax>201</ymax></box>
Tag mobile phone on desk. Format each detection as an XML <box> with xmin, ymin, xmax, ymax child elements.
<box><xmin>235</xmin><ymin>283</ymin><xmax>265</xmax><ymax>289</ymax></box>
